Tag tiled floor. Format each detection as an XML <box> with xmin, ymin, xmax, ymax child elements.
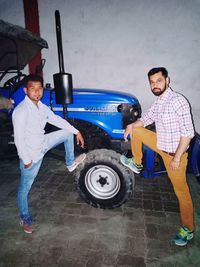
<box><xmin>0</xmin><ymin>151</ymin><xmax>200</xmax><ymax>267</ymax></box>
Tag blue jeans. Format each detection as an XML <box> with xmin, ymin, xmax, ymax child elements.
<box><xmin>18</xmin><ymin>130</ymin><xmax>74</xmax><ymax>218</ymax></box>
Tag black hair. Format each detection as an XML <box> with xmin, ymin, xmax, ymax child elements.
<box><xmin>148</xmin><ymin>67</ymin><xmax>168</xmax><ymax>79</ymax></box>
<box><xmin>24</xmin><ymin>74</ymin><xmax>44</xmax><ymax>87</ymax></box>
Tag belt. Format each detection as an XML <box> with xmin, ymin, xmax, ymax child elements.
<box><xmin>161</xmin><ymin>151</ymin><xmax>175</xmax><ymax>156</ymax></box>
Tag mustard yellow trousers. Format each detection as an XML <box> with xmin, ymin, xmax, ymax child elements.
<box><xmin>131</xmin><ymin>127</ymin><xmax>194</xmax><ymax>230</ymax></box>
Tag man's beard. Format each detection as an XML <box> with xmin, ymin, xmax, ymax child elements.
<box><xmin>152</xmin><ymin>86</ymin><xmax>167</xmax><ymax>96</ymax></box>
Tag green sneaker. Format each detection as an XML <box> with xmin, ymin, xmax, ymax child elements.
<box><xmin>173</xmin><ymin>226</ymin><xmax>194</xmax><ymax>246</ymax></box>
<box><xmin>120</xmin><ymin>155</ymin><xmax>143</xmax><ymax>174</ymax></box>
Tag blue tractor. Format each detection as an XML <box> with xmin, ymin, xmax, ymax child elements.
<box><xmin>0</xmin><ymin>18</ymin><xmax>199</xmax><ymax>209</ymax></box>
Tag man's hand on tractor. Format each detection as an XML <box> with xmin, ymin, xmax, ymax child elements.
<box><xmin>76</xmin><ymin>131</ymin><xmax>85</xmax><ymax>148</ymax></box>
<box><xmin>124</xmin><ymin>124</ymin><xmax>134</xmax><ymax>142</ymax></box>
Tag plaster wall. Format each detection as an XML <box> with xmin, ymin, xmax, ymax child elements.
<box><xmin>1</xmin><ymin>0</ymin><xmax>200</xmax><ymax>132</ymax></box>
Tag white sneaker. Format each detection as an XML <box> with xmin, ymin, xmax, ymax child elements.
<box><xmin>67</xmin><ymin>153</ymin><xmax>86</xmax><ymax>172</ymax></box>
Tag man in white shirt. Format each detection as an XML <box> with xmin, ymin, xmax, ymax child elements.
<box><xmin>12</xmin><ymin>74</ymin><xmax>86</xmax><ymax>234</ymax></box>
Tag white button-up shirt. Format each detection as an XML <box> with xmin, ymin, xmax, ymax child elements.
<box><xmin>12</xmin><ymin>96</ymin><xmax>78</xmax><ymax>164</ymax></box>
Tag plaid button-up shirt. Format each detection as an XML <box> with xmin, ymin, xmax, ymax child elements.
<box><xmin>140</xmin><ymin>88</ymin><xmax>195</xmax><ymax>153</ymax></box>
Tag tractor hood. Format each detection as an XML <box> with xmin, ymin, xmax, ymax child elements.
<box><xmin>71</xmin><ymin>88</ymin><xmax>140</xmax><ymax>106</ymax></box>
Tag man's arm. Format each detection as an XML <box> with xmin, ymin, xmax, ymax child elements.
<box><xmin>47</xmin><ymin>108</ymin><xmax>78</xmax><ymax>134</ymax></box>
<box><xmin>170</xmin><ymin>136</ymin><xmax>192</xmax><ymax>171</ymax></box>
<box><xmin>12</xmin><ymin>108</ymin><xmax>32</xmax><ymax>165</ymax></box>
<box><xmin>124</xmin><ymin>102</ymin><xmax>157</xmax><ymax>141</ymax></box>
<box><xmin>124</xmin><ymin>119</ymin><xmax>144</xmax><ymax>141</ymax></box>
<box><xmin>171</xmin><ymin>96</ymin><xmax>195</xmax><ymax>170</ymax></box>
<box><xmin>47</xmin><ymin>107</ymin><xmax>84</xmax><ymax>148</ymax></box>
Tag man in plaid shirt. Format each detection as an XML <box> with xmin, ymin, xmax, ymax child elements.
<box><xmin>120</xmin><ymin>67</ymin><xmax>195</xmax><ymax>246</ymax></box>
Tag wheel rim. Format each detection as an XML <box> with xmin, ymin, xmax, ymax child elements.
<box><xmin>85</xmin><ymin>164</ymin><xmax>121</xmax><ymax>199</ymax></box>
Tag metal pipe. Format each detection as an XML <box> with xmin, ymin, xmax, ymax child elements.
<box><xmin>55</xmin><ymin>10</ymin><xmax>65</xmax><ymax>73</ymax></box>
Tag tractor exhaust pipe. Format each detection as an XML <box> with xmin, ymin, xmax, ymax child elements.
<box><xmin>55</xmin><ymin>10</ymin><xmax>64</xmax><ymax>73</ymax></box>
<box><xmin>53</xmin><ymin>10</ymin><xmax>73</xmax><ymax>119</ymax></box>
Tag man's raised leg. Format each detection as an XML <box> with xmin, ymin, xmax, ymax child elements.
<box><xmin>45</xmin><ymin>130</ymin><xmax>86</xmax><ymax>172</ymax></box>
